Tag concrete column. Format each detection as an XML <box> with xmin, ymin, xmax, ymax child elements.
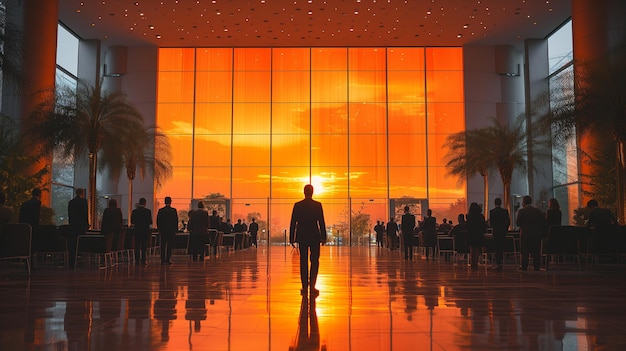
<box><xmin>20</xmin><ymin>0</ymin><xmax>59</xmax><ymax>206</ymax></box>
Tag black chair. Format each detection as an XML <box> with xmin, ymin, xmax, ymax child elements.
<box><xmin>0</xmin><ymin>223</ymin><xmax>32</xmax><ymax>274</ymax></box>
<box><xmin>32</xmin><ymin>224</ymin><xmax>68</xmax><ymax>267</ymax></box>
<box><xmin>75</xmin><ymin>235</ymin><xmax>111</xmax><ymax>269</ymax></box>
<box><xmin>587</xmin><ymin>225</ymin><xmax>623</xmax><ymax>266</ymax></box>
<box><xmin>541</xmin><ymin>226</ymin><xmax>582</xmax><ymax>269</ymax></box>
<box><xmin>453</xmin><ymin>229</ymin><xmax>469</xmax><ymax>264</ymax></box>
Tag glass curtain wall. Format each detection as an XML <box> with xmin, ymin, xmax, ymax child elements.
<box><xmin>548</xmin><ymin>20</ymin><xmax>577</xmax><ymax>224</ymax></box>
<box><xmin>52</xmin><ymin>24</ymin><xmax>80</xmax><ymax>224</ymax></box>
<box><xmin>157</xmin><ymin>47</ymin><xmax>465</xmax><ymax>244</ymax></box>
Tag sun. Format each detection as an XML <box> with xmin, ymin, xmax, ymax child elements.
<box><xmin>310</xmin><ymin>175</ymin><xmax>325</xmax><ymax>195</ymax></box>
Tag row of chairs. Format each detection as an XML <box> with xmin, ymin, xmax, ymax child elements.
<box><xmin>174</xmin><ymin>230</ymin><xmax>253</xmax><ymax>259</ymax></box>
<box><xmin>0</xmin><ymin>223</ymin><xmax>32</xmax><ymax>274</ymax></box>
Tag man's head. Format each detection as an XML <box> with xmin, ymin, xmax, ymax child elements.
<box><xmin>198</xmin><ymin>201</ymin><xmax>204</xmax><ymax>209</ymax></box>
<box><xmin>586</xmin><ymin>199</ymin><xmax>599</xmax><ymax>209</ymax></box>
<box><xmin>164</xmin><ymin>196</ymin><xmax>172</xmax><ymax>205</ymax></box>
<box><xmin>139</xmin><ymin>197</ymin><xmax>147</xmax><ymax>206</ymax></box>
<box><xmin>427</xmin><ymin>208</ymin><xmax>432</xmax><ymax>216</ymax></box>
<box><xmin>76</xmin><ymin>188</ymin><xmax>84</xmax><ymax>198</ymax></box>
<box><xmin>494</xmin><ymin>197</ymin><xmax>502</xmax><ymax>207</ymax></box>
<box><xmin>32</xmin><ymin>188</ymin><xmax>42</xmax><ymax>199</ymax></box>
<box><xmin>404</xmin><ymin>206</ymin><xmax>410</xmax><ymax>213</ymax></box>
<box><xmin>522</xmin><ymin>195</ymin><xmax>532</xmax><ymax>206</ymax></box>
<box><xmin>304</xmin><ymin>184</ymin><xmax>314</xmax><ymax>198</ymax></box>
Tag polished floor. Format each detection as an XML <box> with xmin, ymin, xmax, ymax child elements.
<box><xmin>1</xmin><ymin>246</ymin><xmax>626</xmax><ymax>351</ymax></box>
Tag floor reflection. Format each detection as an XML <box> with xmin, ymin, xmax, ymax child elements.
<box><xmin>1</xmin><ymin>246</ymin><xmax>625</xmax><ymax>350</ymax></box>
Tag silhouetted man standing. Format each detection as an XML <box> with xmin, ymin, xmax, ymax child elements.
<box><xmin>401</xmin><ymin>206</ymin><xmax>416</xmax><ymax>260</ymax></box>
<box><xmin>516</xmin><ymin>195</ymin><xmax>545</xmax><ymax>271</ymax></box>
<box><xmin>489</xmin><ymin>197</ymin><xmax>510</xmax><ymax>270</ymax></box>
<box><xmin>290</xmin><ymin>184</ymin><xmax>326</xmax><ymax>297</ymax></box>
<box><xmin>68</xmin><ymin>188</ymin><xmax>89</xmax><ymax>268</ymax></box>
<box><xmin>157</xmin><ymin>196</ymin><xmax>178</xmax><ymax>265</ymax></box>
<box><xmin>131</xmin><ymin>197</ymin><xmax>153</xmax><ymax>266</ymax></box>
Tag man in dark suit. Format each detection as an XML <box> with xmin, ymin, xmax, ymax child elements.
<box><xmin>489</xmin><ymin>197</ymin><xmax>511</xmax><ymax>270</ymax></box>
<box><xmin>386</xmin><ymin>218</ymin><xmax>399</xmax><ymax>250</ymax></box>
<box><xmin>516</xmin><ymin>195</ymin><xmax>546</xmax><ymax>271</ymax></box>
<box><xmin>188</xmin><ymin>202</ymin><xmax>209</xmax><ymax>261</ymax></box>
<box><xmin>68</xmin><ymin>188</ymin><xmax>89</xmax><ymax>268</ymax></box>
<box><xmin>401</xmin><ymin>206</ymin><xmax>416</xmax><ymax>260</ymax></box>
<box><xmin>290</xmin><ymin>184</ymin><xmax>326</xmax><ymax>297</ymax></box>
<box><xmin>131</xmin><ymin>197</ymin><xmax>153</xmax><ymax>266</ymax></box>
<box><xmin>157</xmin><ymin>196</ymin><xmax>178</xmax><ymax>265</ymax></box>
<box><xmin>248</xmin><ymin>217</ymin><xmax>259</xmax><ymax>247</ymax></box>
<box><xmin>19</xmin><ymin>188</ymin><xmax>42</xmax><ymax>229</ymax></box>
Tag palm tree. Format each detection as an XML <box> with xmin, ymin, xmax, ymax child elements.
<box><xmin>444</xmin><ymin>116</ymin><xmax>549</xmax><ymax>215</ymax></box>
<box><xmin>26</xmin><ymin>79</ymin><xmax>145</xmax><ymax>228</ymax></box>
<box><xmin>0</xmin><ymin>114</ymin><xmax>48</xmax><ymax>213</ymax></box>
<box><xmin>104</xmin><ymin>125</ymin><xmax>173</xmax><ymax>220</ymax></box>
<box><xmin>547</xmin><ymin>43</ymin><xmax>626</xmax><ymax>222</ymax></box>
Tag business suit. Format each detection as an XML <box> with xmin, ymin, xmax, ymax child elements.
<box><xmin>516</xmin><ymin>204</ymin><xmax>546</xmax><ymax>271</ymax></box>
<box><xmin>19</xmin><ymin>197</ymin><xmax>41</xmax><ymax>229</ymax></box>
<box><xmin>101</xmin><ymin>206</ymin><xmax>123</xmax><ymax>253</ymax></box>
<box><xmin>401</xmin><ymin>212</ymin><xmax>416</xmax><ymax>260</ymax></box>
<box><xmin>68</xmin><ymin>194</ymin><xmax>89</xmax><ymax>268</ymax></box>
<box><xmin>489</xmin><ymin>205</ymin><xmax>510</xmax><ymax>267</ymax></box>
<box><xmin>290</xmin><ymin>187</ymin><xmax>326</xmax><ymax>295</ymax></box>
<box><xmin>157</xmin><ymin>204</ymin><xmax>178</xmax><ymax>264</ymax></box>
<box><xmin>131</xmin><ymin>205</ymin><xmax>153</xmax><ymax>265</ymax></box>
<box><xmin>188</xmin><ymin>209</ymin><xmax>209</xmax><ymax>260</ymax></box>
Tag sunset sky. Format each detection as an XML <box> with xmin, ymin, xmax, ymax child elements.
<box><xmin>156</xmin><ymin>47</ymin><xmax>465</xmax><ymax>236</ymax></box>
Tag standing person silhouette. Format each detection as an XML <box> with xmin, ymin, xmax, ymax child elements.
<box><xmin>68</xmin><ymin>188</ymin><xmax>89</xmax><ymax>268</ymax></box>
<box><xmin>290</xmin><ymin>184</ymin><xmax>327</xmax><ymax>297</ymax></box>
<box><xmin>401</xmin><ymin>206</ymin><xmax>416</xmax><ymax>260</ymax></box>
<box><xmin>157</xmin><ymin>196</ymin><xmax>178</xmax><ymax>265</ymax></box>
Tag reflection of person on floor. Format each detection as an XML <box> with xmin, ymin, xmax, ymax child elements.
<box><xmin>289</xmin><ymin>184</ymin><xmax>327</xmax><ymax>297</ymax></box>
<box><xmin>154</xmin><ymin>270</ymin><xmax>177</xmax><ymax>342</ymax></box>
<box><xmin>290</xmin><ymin>297</ymin><xmax>321</xmax><ymax>351</ymax></box>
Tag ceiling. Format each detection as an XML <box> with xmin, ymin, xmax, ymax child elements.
<box><xmin>58</xmin><ymin>0</ymin><xmax>572</xmax><ymax>48</ymax></box>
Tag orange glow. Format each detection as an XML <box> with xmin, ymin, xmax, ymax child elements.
<box><xmin>156</xmin><ymin>47</ymin><xmax>466</xmax><ymax>234</ymax></box>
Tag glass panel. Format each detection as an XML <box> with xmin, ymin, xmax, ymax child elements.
<box><xmin>348</xmin><ymin>70</ymin><xmax>386</xmax><ymax>103</ymax></box>
<box><xmin>349</xmin><ymin>166</ymin><xmax>388</xmax><ymax>198</ymax></box>
<box><xmin>311</xmin><ymin>103</ymin><xmax>348</xmax><ymax>134</ymax></box>
<box><xmin>349</xmin><ymin>134</ymin><xmax>387</xmax><ymax>167</ymax></box>
<box><xmin>194</xmin><ymin>103</ymin><xmax>232</xmax><ymax>134</ymax></box>
<box><xmin>310</xmin><ymin>166</ymin><xmax>348</xmax><ymax>199</ymax></box>
<box><xmin>157</xmin><ymin>103</ymin><xmax>194</xmax><ymax>132</ymax></box>
<box><xmin>311</xmin><ymin>48</ymin><xmax>347</xmax><ymax>71</ymax></box>
<box><xmin>348</xmin><ymin>48</ymin><xmax>386</xmax><ymax>71</ymax></box>
<box><xmin>312</xmin><ymin>134</ymin><xmax>348</xmax><ymax>167</ymax></box>
<box><xmin>157</xmin><ymin>72</ymin><xmax>195</xmax><ymax>103</ymax></box>
<box><xmin>388</xmin><ymin>134</ymin><xmax>427</xmax><ymax>167</ymax></box>
<box><xmin>158</xmin><ymin>48</ymin><xmax>195</xmax><ymax>71</ymax></box>
<box><xmin>427</xmin><ymin>166</ymin><xmax>465</xmax><ymax>201</ymax></box>
<box><xmin>231</xmin><ymin>167</ymin><xmax>270</xmax><ymax>199</ymax></box>
<box><xmin>193</xmin><ymin>135</ymin><xmax>231</xmax><ymax>167</ymax></box>
<box><xmin>387</xmin><ymin>71</ymin><xmax>425</xmax><ymax>102</ymax></box>
<box><xmin>349</xmin><ymin>102</ymin><xmax>387</xmax><ymax>133</ymax></box>
<box><xmin>426</xmin><ymin>71</ymin><xmax>464</xmax><ymax>102</ymax></box>
<box><xmin>56</xmin><ymin>25</ymin><xmax>79</xmax><ymax>76</ymax></box>
<box><xmin>233</xmin><ymin>103</ymin><xmax>271</xmax><ymax>134</ymax></box>
<box><xmin>425</xmin><ymin>47</ymin><xmax>464</xmax><ymax>71</ymax></box>
<box><xmin>427</xmin><ymin>103</ymin><xmax>465</xmax><ymax>134</ymax></box>
<box><xmin>388</xmin><ymin>166</ymin><xmax>428</xmax><ymax>199</ymax></box>
<box><xmin>193</xmin><ymin>167</ymin><xmax>231</xmax><ymax>198</ymax></box>
<box><xmin>233</xmin><ymin>71</ymin><xmax>271</xmax><ymax>102</ymax></box>
<box><xmin>272</xmin><ymin>71</ymin><xmax>311</xmax><ymax>102</ymax></box>
<box><xmin>272</xmin><ymin>103</ymin><xmax>311</xmax><ymax>135</ymax></box>
<box><xmin>232</xmin><ymin>134</ymin><xmax>270</xmax><ymax>167</ymax></box>
<box><xmin>271</xmin><ymin>135</ymin><xmax>310</xmax><ymax>167</ymax></box>
<box><xmin>272</xmin><ymin>48</ymin><xmax>310</xmax><ymax>70</ymax></box>
<box><xmin>311</xmin><ymin>71</ymin><xmax>348</xmax><ymax>103</ymax></box>
<box><xmin>387</xmin><ymin>103</ymin><xmax>426</xmax><ymax>134</ymax></box>
<box><xmin>387</xmin><ymin>48</ymin><xmax>424</xmax><ymax>70</ymax></box>
<box><xmin>195</xmin><ymin>71</ymin><xmax>232</xmax><ymax>102</ymax></box>
<box><xmin>270</xmin><ymin>167</ymin><xmax>311</xmax><ymax>199</ymax></box>
<box><xmin>196</xmin><ymin>48</ymin><xmax>232</xmax><ymax>70</ymax></box>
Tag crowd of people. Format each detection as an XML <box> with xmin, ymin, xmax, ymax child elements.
<box><xmin>372</xmin><ymin>195</ymin><xmax>620</xmax><ymax>271</ymax></box>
